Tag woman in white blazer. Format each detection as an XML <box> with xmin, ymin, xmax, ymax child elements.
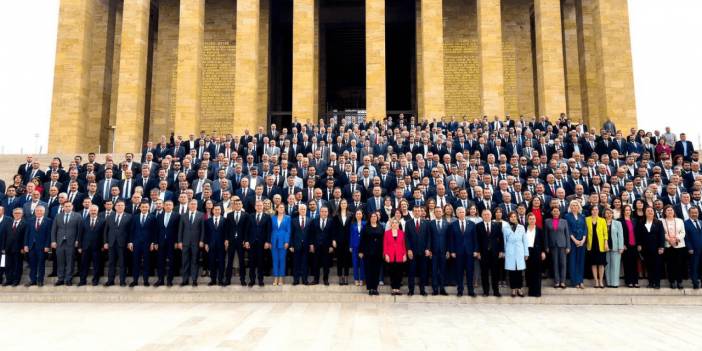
<box><xmin>662</xmin><ymin>205</ymin><xmax>686</xmax><ymax>289</ymax></box>
<box><xmin>604</xmin><ymin>208</ymin><xmax>624</xmax><ymax>287</ymax></box>
<box><xmin>503</xmin><ymin>211</ymin><xmax>529</xmax><ymax>297</ymax></box>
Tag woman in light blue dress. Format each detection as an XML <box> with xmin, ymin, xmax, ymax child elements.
<box><xmin>503</xmin><ymin>211</ymin><xmax>529</xmax><ymax>297</ymax></box>
<box><xmin>271</xmin><ymin>203</ymin><xmax>291</xmax><ymax>285</ymax></box>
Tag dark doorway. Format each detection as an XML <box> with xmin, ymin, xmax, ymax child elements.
<box><xmin>386</xmin><ymin>0</ymin><xmax>417</xmax><ymax>121</ymax></box>
<box><xmin>269</xmin><ymin>0</ymin><xmax>293</xmax><ymax>129</ymax></box>
<box><xmin>320</xmin><ymin>0</ymin><xmax>365</xmax><ymax>118</ymax></box>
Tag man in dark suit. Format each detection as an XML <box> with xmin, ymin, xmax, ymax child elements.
<box><xmin>104</xmin><ymin>200</ymin><xmax>132</xmax><ymax>286</ymax></box>
<box><xmin>50</xmin><ymin>202</ymin><xmax>82</xmax><ymax>286</ymax></box>
<box><xmin>685</xmin><ymin>207</ymin><xmax>702</xmax><ymax>289</ymax></box>
<box><xmin>311</xmin><ymin>206</ymin><xmax>334</xmax><ymax>285</ymax></box>
<box><xmin>674</xmin><ymin>133</ymin><xmax>695</xmax><ymax>161</ymax></box>
<box><xmin>290</xmin><ymin>204</ymin><xmax>311</xmax><ymax>285</ymax></box>
<box><xmin>405</xmin><ymin>206</ymin><xmax>430</xmax><ymax>296</ymax></box>
<box><xmin>429</xmin><ymin>207</ymin><xmax>449</xmax><ymax>295</ymax></box>
<box><xmin>129</xmin><ymin>202</ymin><xmax>156</xmax><ymax>286</ymax></box>
<box><xmin>449</xmin><ymin>207</ymin><xmax>479</xmax><ymax>297</ymax></box>
<box><xmin>78</xmin><ymin>205</ymin><xmax>105</xmax><ymax>286</ymax></box>
<box><xmin>155</xmin><ymin>200</ymin><xmax>179</xmax><ymax>287</ymax></box>
<box><xmin>205</xmin><ymin>206</ymin><xmax>226</xmax><ymax>286</ymax></box>
<box><xmin>24</xmin><ymin>205</ymin><xmax>51</xmax><ymax>287</ymax></box>
<box><xmin>1</xmin><ymin>207</ymin><xmax>25</xmax><ymax>286</ymax></box>
<box><xmin>246</xmin><ymin>200</ymin><xmax>270</xmax><ymax>286</ymax></box>
<box><xmin>178</xmin><ymin>199</ymin><xmax>205</xmax><ymax>286</ymax></box>
<box><xmin>476</xmin><ymin>209</ymin><xmax>504</xmax><ymax>296</ymax></box>
<box><xmin>223</xmin><ymin>197</ymin><xmax>248</xmax><ymax>286</ymax></box>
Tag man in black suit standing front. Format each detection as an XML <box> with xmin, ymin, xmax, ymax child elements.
<box><xmin>405</xmin><ymin>205</ymin><xmax>430</xmax><ymax>296</ymax></box>
<box><xmin>476</xmin><ymin>209</ymin><xmax>504</xmax><ymax>297</ymax></box>
<box><xmin>312</xmin><ymin>206</ymin><xmax>334</xmax><ymax>285</ymax></box>
<box><xmin>178</xmin><ymin>199</ymin><xmax>205</xmax><ymax>286</ymax></box>
<box><xmin>104</xmin><ymin>200</ymin><xmax>132</xmax><ymax>287</ymax></box>
<box><xmin>246</xmin><ymin>199</ymin><xmax>270</xmax><ymax>287</ymax></box>
<box><xmin>155</xmin><ymin>200</ymin><xmax>180</xmax><ymax>287</ymax></box>
<box><xmin>78</xmin><ymin>205</ymin><xmax>105</xmax><ymax>286</ymax></box>
<box><xmin>224</xmin><ymin>197</ymin><xmax>250</xmax><ymax>286</ymax></box>
<box><xmin>1</xmin><ymin>207</ymin><xmax>26</xmax><ymax>286</ymax></box>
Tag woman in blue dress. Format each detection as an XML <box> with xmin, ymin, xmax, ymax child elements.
<box><xmin>271</xmin><ymin>203</ymin><xmax>291</xmax><ymax>286</ymax></box>
<box><xmin>565</xmin><ymin>200</ymin><xmax>587</xmax><ymax>289</ymax></box>
<box><xmin>350</xmin><ymin>209</ymin><xmax>366</xmax><ymax>286</ymax></box>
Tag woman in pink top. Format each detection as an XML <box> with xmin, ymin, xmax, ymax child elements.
<box><xmin>384</xmin><ymin>218</ymin><xmax>407</xmax><ymax>295</ymax></box>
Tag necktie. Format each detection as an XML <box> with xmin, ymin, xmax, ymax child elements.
<box><xmin>165</xmin><ymin>213</ymin><xmax>170</xmax><ymax>225</ymax></box>
<box><xmin>460</xmin><ymin>221</ymin><xmax>465</xmax><ymax>233</ymax></box>
<box><xmin>301</xmin><ymin>217</ymin><xmax>305</xmax><ymax>228</ymax></box>
<box><xmin>437</xmin><ymin>220</ymin><xmax>442</xmax><ymax>230</ymax></box>
<box><xmin>235</xmin><ymin>212</ymin><xmax>240</xmax><ymax>223</ymax></box>
<box><xmin>64</xmin><ymin>213</ymin><xmax>69</xmax><ymax>224</ymax></box>
<box><xmin>190</xmin><ymin>213</ymin><xmax>194</xmax><ymax>224</ymax></box>
<box><xmin>215</xmin><ymin>217</ymin><xmax>219</xmax><ymax>227</ymax></box>
<box><xmin>13</xmin><ymin>221</ymin><xmax>18</xmax><ymax>230</ymax></box>
<box><xmin>35</xmin><ymin>219</ymin><xmax>40</xmax><ymax>230</ymax></box>
<box><xmin>257</xmin><ymin>214</ymin><xmax>261</xmax><ymax>224</ymax></box>
<box><xmin>91</xmin><ymin>218</ymin><xmax>95</xmax><ymax>229</ymax></box>
<box><xmin>141</xmin><ymin>215</ymin><xmax>145</xmax><ymax>225</ymax></box>
<box><xmin>416</xmin><ymin>219</ymin><xmax>420</xmax><ymax>232</ymax></box>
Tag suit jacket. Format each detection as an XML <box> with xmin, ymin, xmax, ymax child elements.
<box><xmin>178</xmin><ymin>211</ymin><xmax>205</xmax><ymax>247</ymax></box>
<box><xmin>156</xmin><ymin>211</ymin><xmax>180</xmax><ymax>247</ymax></box>
<box><xmin>205</xmin><ymin>216</ymin><xmax>226</xmax><ymax>249</ymax></box>
<box><xmin>685</xmin><ymin>219</ymin><xmax>702</xmax><ymax>252</ymax></box>
<box><xmin>270</xmin><ymin>215</ymin><xmax>291</xmax><ymax>249</ymax></box>
<box><xmin>130</xmin><ymin>212</ymin><xmax>157</xmax><ymax>247</ymax></box>
<box><xmin>291</xmin><ymin>215</ymin><xmax>312</xmax><ymax>250</ymax></box>
<box><xmin>544</xmin><ymin>217</ymin><xmax>570</xmax><ymax>248</ymax></box>
<box><xmin>24</xmin><ymin>216</ymin><xmax>52</xmax><ymax>250</ymax></box>
<box><xmin>429</xmin><ymin>219</ymin><xmax>450</xmax><ymax>254</ymax></box>
<box><xmin>104</xmin><ymin>212</ymin><xmax>132</xmax><ymax>247</ymax></box>
<box><xmin>383</xmin><ymin>229</ymin><xmax>407</xmax><ymax>263</ymax></box>
<box><xmin>247</xmin><ymin>212</ymin><xmax>271</xmax><ymax>245</ymax></box>
<box><xmin>50</xmin><ymin>211</ymin><xmax>82</xmax><ymax>246</ymax></box>
<box><xmin>0</xmin><ymin>217</ymin><xmax>24</xmax><ymax>253</ymax></box>
<box><xmin>476</xmin><ymin>220</ymin><xmax>504</xmax><ymax>254</ymax></box>
<box><xmin>225</xmin><ymin>211</ymin><xmax>250</xmax><ymax>243</ymax></box>
<box><xmin>404</xmin><ymin>217</ymin><xmax>430</xmax><ymax>253</ymax></box>
<box><xmin>79</xmin><ymin>216</ymin><xmax>105</xmax><ymax>250</ymax></box>
<box><xmin>311</xmin><ymin>217</ymin><xmax>334</xmax><ymax>248</ymax></box>
<box><xmin>448</xmin><ymin>219</ymin><xmax>478</xmax><ymax>255</ymax></box>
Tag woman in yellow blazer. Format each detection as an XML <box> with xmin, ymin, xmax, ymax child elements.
<box><xmin>586</xmin><ymin>206</ymin><xmax>609</xmax><ymax>288</ymax></box>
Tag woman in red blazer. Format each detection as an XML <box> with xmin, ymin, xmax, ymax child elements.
<box><xmin>384</xmin><ymin>218</ymin><xmax>407</xmax><ymax>295</ymax></box>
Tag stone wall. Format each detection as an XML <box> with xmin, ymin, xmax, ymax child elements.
<box><xmin>149</xmin><ymin>0</ymin><xmax>179</xmax><ymax>140</ymax></box>
<box><xmin>442</xmin><ymin>0</ymin><xmax>480</xmax><ymax>118</ymax></box>
<box><xmin>501</xmin><ymin>0</ymin><xmax>536</xmax><ymax>117</ymax></box>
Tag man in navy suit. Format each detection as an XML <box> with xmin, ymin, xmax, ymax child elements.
<box><xmin>312</xmin><ymin>206</ymin><xmax>334</xmax><ymax>285</ymax></box>
<box><xmin>674</xmin><ymin>133</ymin><xmax>695</xmax><ymax>161</ymax></box>
<box><xmin>245</xmin><ymin>200</ymin><xmax>270</xmax><ymax>286</ymax></box>
<box><xmin>405</xmin><ymin>206</ymin><xmax>431</xmax><ymax>296</ymax></box>
<box><xmin>78</xmin><ymin>205</ymin><xmax>105</xmax><ymax>286</ymax></box>
<box><xmin>449</xmin><ymin>207</ymin><xmax>479</xmax><ymax>297</ymax></box>
<box><xmin>429</xmin><ymin>207</ymin><xmax>449</xmax><ymax>295</ymax></box>
<box><xmin>685</xmin><ymin>207</ymin><xmax>702</xmax><ymax>289</ymax></box>
<box><xmin>290</xmin><ymin>204</ymin><xmax>311</xmax><ymax>285</ymax></box>
<box><xmin>155</xmin><ymin>200</ymin><xmax>180</xmax><ymax>287</ymax></box>
<box><xmin>24</xmin><ymin>205</ymin><xmax>52</xmax><ymax>286</ymax></box>
<box><xmin>225</xmin><ymin>197</ymin><xmax>250</xmax><ymax>286</ymax></box>
<box><xmin>129</xmin><ymin>202</ymin><xmax>156</xmax><ymax>286</ymax></box>
<box><xmin>1</xmin><ymin>207</ymin><xmax>26</xmax><ymax>286</ymax></box>
<box><xmin>104</xmin><ymin>200</ymin><xmax>132</xmax><ymax>286</ymax></box>
<box><xmin>205</xmin><ymin>206</ymin><xmax>227</xmax><ymax>285</ymax></box>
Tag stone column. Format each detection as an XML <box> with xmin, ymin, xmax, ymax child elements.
<box><xmin>292</xmin><ymin>0</ymin><xmax>319</xmax><ymax>123</ymax></box>
<box><xmin>477</xmin><ymin>0</ymin><xmax>505</xmax><ymax>119</ymax></box>
<box><xmin>366</xmin><ymin>0</ymin><xmax>386</xmax><ymax>121</ymax></box>
<box><xmin>173</xmin><ymin>0</ymin><xmax>205</xmax><ymax>138</ymax></box>
<box><xmin>113</xmin><ymin>0</ymin><xmax>151</xmax><ymax>153</ymax></box>
<box><xmin>48</xmin><ymin>0</ymin><xmax>95</xmax><ymax>153</ymax></box>
<box><xmin>534</xmin><ymin>0</ymin><xmax>567</xmax><ymax>118</ymax></box>
<box><xmin>234</xmin><ymin>0</ymin><xmax>263</xmax><ymax>134</ymax></box>
<box><xmin>592</xmin><ymin>0</ymin><xmax>637</xmax><ymax>131</ymax></box>
<box><xmin>417</xmin><ymin>0</ymin><xmax>445</xmax><ymax>121</ymax></box>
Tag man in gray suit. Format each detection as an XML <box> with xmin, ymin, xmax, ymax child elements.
<box><xmin>178</xmin><ymin>199</ymin><xmax>205</xmax><ymax>286</ymax></box>
<box><xmin>50</xmin><ymin>202</ymin><xmax>82</xmax><ymax>286</ymax></box>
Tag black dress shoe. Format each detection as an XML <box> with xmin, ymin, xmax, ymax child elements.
<box><xmin>180</xmin><ymin>281</ymin><xmax>189</xmax><ymax>287</ymax></box>
<box><xmin>38</xmin><ymin>282</ymin><xmax>44</xmax><ymax>287</ymax></box>
<box><xmin>91</xmin><ymin>281</ymin><xmax>99</xmax><ymax>286</ymax></box>
<box><xmin>482</xmin><ymin>292</ymin><xmax>490</xmax><ymax>297</ymax></box>
<box><xmin>292</xmin><ymin>281</ymin><xmax>299</xmax><ymax>286</ymax></box>
<box><xmin>432</xmin><ymin>291</ymin><xmax>439</xmax><ymax>296</ymax></box>
<box><xmin>420</xmin><ymin>290</ymin><xmax>427</xmax><ymax>296</ymax></box>
<box><xmin>166</xmin><ymin>282</ymin><xmax>173</xmax><ymax>287</ymax></box>
<box><xmin>323</xmin><ymin>280</ymin><xmax>330</xmax><ymax>286</ymax></box>
<box><xmin>104</xmin><ymin>282</ymin><xmax>114</xmax><ymax>287</ymax></box>
<box><xmin>368</xmin><ymin>290</ymin><xmax>373</xmax><ymax>296</ymax></box>
<box><xmin>192</xmin><ymin>282</ymin><xmax>198</xmax><ymax>287</ymax></box>
<box><xmin>247</xmin><ymin>282</ymin><xmax>255</xmax><ymax>287</ymax></box>
<box><xmin>373</xmin><ymin>290</ymin><xmax>380</xmax><ymax>295</ymax></box>
<box><xmin>25</xmin><ymin>282</ymin><xmax>37</xmax><ymax>287</ymax></box>
<box><xmin>456</xmin><ymin>291</ymin><xmax>463</xmax><ymax>297</ymax></box>
<box><xmin>54</xmin><ymin>281</ymin><xmax>64</xmax><ymax>286</ymax></box>
<box><xmin>143</xmin><ymin>282</ymin><xmax>150</xmax><ymax>287</ymax></box>
<box><xmin>119</xmin><ymin>282</ymin><xmax>126</xmax><ymax>287</ymax></box>
<box><xmin>78</xmin><ymin>281</ymin><xmax>86</xmax><ymax>287</ymax></box>
<box><xmin>440</xmin><ymin>289</ymin><xmax>448</xmax><ymax>296</ymax></box>
<box><xmin>2</xmin><ymin>282</ymin><xmax>9</xmax><ymax>287</ymax></box>
<box><xmin>677</xmin><ymin>283</ymin><xmax>684</xmax><ymax>290</ymax></box>
<box><xmin>241</xmin><ymin>281</ymin><xmax>247</xmax><ymax>286</ymax></box>
<box><xmin>258</xmin><ymin>282</ymin><xmax>264</xmax><ymax>287</ymax></box>
<box><xmin>407</xmin><ymin>291</ymin><xmax>414</xmax><ymax>296</ymax></box>
<box><xmin>494</xmin><ymin>292</ymin><xmax>502</xmax><ymax>297</ymax></box>
<box><xmin>129</xmin><ymin>282</ymin><xmax>138</xmax><ymax>287</ymax></box>
<box><xmin>208</xmin><ymin>281</ymin><xmax>217</xmax><ymax>286</ymax></box>
<box><xmin>65</xmin><ymin>281</ymin><xmax>72</xmax><ymax>286</ymax></box>
<box><xmin>154</xmin><ymin>281</ymin><xmax>163</xmax><ymax>287</ymax></box>
<box><xmin>468</xmin><ymin>291</ymin><xmax>476</xmax><ymax>297</ymax></box>
<box><xmin>311</xmin><ymin>280</ymin><xmax>319</xmax><ymax>285</ymax></box>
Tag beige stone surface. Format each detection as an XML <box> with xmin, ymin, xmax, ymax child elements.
<box><xmin>113</xmin><ymin>0</ymin><xmax>151</xmax><ymax>153</ymax></box>
<box><xmin>592</xmin><ymin>0</ymin><xmax>637</xmax><ymax>132</ymax></box>
<box><xmin>48</xmin><ymin>0</ymin><xmax>96</xmax><ymax>153</ymax></box>
<box><xmin>292</xmin><ymin>0</ymin><xmax>319</xmax><ymax>124</ymax></box>
<box><xmin>257</xmin><ymin>0</ymin><xmax>270</xmax><ymax>130</ymax></box>
<box><xmin>149</xmin><ymin>0</ymin><xmax>180</xmax><ymax>140</ymax></box>
<box><xmin>477</xmin><ymin>0</ymin><xmax>505</xmax><ymax>119</ymax></box>
<box><xmin>577</xmin><ymin>0</ymin><xmax>603</xmax><ymax>128</ymax></box>
<box><xmin>442</xmin><ymin>0</ymin><xmax>480</xmax><ymax>118</ymax></box>
<box><xmin>417</xmin><ymin>0</ymin><xmax>445</xmax><ymax>121</ymax></box>
<box><xmin>234</xmin><ymin>0</ymin><xmax>263</xmax><ymax>135</ymax></box>
<box><xmin>563</xmin><ymin>0</ymin><xmax>584</xmax><ymax>122</ymax></box>
<box><xmin>85</xmin><ymin>0</ymin><xmax>114</xmax><ymax>153</ymax></box>
<box><xmin>173</xmin><ymin>0</ymin><xmax>205</xmax><ymax>138</ymax></box>
<box><xmin>501</xmin><ymin>0</ymin><xmax>536</xmax><ymax>117</ymax></box>
<box><xmin>365</xmin><ymin>0</ymin><xmax>386</xmax><ymax>121</ymax></box>
<box><xmin>534</xmin><ymin>0</ymin><xmax>567</xmax><ymax>119</ymax></box>
<box><xmin>0</xmin><ymin>303</ymin><xmax>699</xmax><ymax>350</ymax></box>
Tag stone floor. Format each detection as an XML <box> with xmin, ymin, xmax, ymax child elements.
<box><xmin>0</xmin><ymin>303</ymin><xmax>700</xmax><ymax>351</ymax></box>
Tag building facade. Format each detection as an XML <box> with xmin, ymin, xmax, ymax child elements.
<box><xmin>48</xmin><ymin>0</ymin><xmax>637</xmax><ymax>153</ymax></box>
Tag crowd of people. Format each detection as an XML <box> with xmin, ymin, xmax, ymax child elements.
<box><xmin>0</xmin><ymin>114</ymin><xmax>700</xmax><ymax>298</ymax></box>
